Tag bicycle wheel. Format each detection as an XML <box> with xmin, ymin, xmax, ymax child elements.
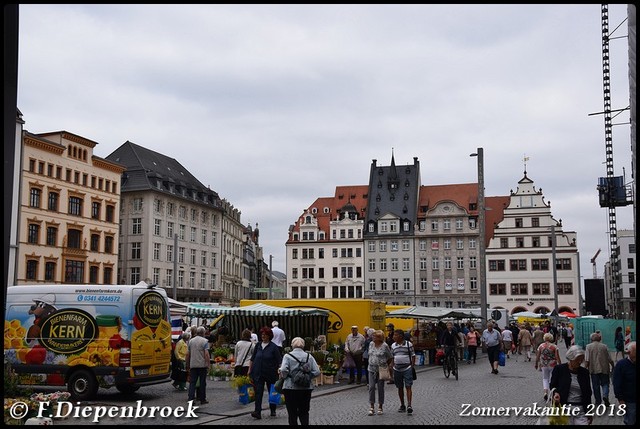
<box><xmin>443</xmin><ymin>356</ymin><xmax>451</xmax><ymax>378</ymax></box>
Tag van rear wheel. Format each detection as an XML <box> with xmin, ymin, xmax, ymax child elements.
<box><xmin>116</xmin><ymin>384</ymin><xmax>140</xmax><ymax>395</ymax></box>
<box><xmin>68</xmin><ymin>369</ymin><xmax>98</xmax><ymax>401</ymax></box>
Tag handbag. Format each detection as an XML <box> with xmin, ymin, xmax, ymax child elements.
<box><xmin>342</xmin><ymin>353</ymin><xmax>356</xmax><ymax>369</ymax></box>
<box><xmin>411</xmin><ymin>366</ymin><xmax>417</xmax><ymax>380</ymax></box>
<box><xmin>378</xmin><ymin>365</ymin><xmax>392</xmax><ymax>381</ymax></box>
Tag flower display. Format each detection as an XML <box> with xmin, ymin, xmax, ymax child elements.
<box><xmin>321</xmin><ymin>362</ymin><xmax>339</xmax><ymax>376</ymax></box>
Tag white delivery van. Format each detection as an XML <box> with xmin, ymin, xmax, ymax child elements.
<box><xmin>4</xmin><ymin>282</ymin><xmax>172</xmax><ymax>400</ymax></box>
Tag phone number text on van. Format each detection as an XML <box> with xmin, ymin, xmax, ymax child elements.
<box><xmin>77</xmin><ymin>295</ymin><xmax>121</xmax><ymax>302</ymax></box>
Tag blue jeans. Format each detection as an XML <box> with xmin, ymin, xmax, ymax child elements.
<box><xmin>590</xmin><ymin>373</ymin><xmax>610</xmax><ymax>405</ymax></box>
<box><xmin>623</xmin><ymin>402</ymin><xmax>636</xmax><ymax>426</ymax></box>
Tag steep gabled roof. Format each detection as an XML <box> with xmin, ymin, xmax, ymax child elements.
<box><xmin>106</xmin><ymin>141</ymin><xmax>219</xmax><ymax>201</ymax></box>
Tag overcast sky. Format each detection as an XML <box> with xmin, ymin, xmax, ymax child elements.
<box><xmin>17</xmin><ymin>4</ymin><xmax>633</xmax><ymax>278</ymax></box>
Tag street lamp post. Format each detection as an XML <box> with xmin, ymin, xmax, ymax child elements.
<box><xmin>470</xmin><ymin>148</ymin><xmax>487</xmax><ymax>328</ymax></box>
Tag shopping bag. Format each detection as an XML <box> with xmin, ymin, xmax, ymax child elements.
<box><xmin>535</xmin><ymin>389</ymin><xmax>569</xmax><ymax>425</ymax></box>
<box><xmin>498</xmin><ymin>351</ymin><xmax>506</xmax><ymax>367</ymax></box>
<box><xmin>269</xmin><ymin>383</ymin><xmax>285</xmax><ymax>406</ymax></box>
<box><xmin>238</xmin><ymin>384</ymin><xmax>255</xmax><ymax>405</ymax></box>
<box><xmin>342</xmin><ymin>353</ymin><xmax>356</xmax><ymax>369</ymax></box>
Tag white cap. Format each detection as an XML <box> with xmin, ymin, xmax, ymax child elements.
<box><xmin>34</xmin><ymin>293</ymin><xmax>56</xmax><ymax>306</ymax></box>
<box><xmin>272</xmin><ymin>321</ymin><xmax>279</xmax><ymax>327</ymax></box>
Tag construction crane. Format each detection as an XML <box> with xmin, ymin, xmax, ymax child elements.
<box><xmin>591</xmin><ymin>248</ymin><xmax>601</xmax><ymax>278</ymax></box>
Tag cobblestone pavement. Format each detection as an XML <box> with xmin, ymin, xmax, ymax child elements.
<box><xmin>33</xmin><ymin>344</ymin><xmax>627</xmax><ymax>425</ymax></box>
<box><xmin>189</xmin><ymin>346</ymin><xmax>627</xmax><ymax>426</ymax></box>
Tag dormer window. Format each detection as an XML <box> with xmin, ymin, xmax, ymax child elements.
<box><xmin>305</xmin><ymin>215</ymin><xmax>312</xmax><ymax>224</ymax></box>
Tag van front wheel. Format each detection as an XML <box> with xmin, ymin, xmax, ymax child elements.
<box><xmin>68</xmin><ymin>369</ymin><xmax>98</xmax><ymax>401</ymax></box>
<box><xmin>116</xmin><ymin>384</ymin><xmax>140</xmax><ymax>395</ymax></box>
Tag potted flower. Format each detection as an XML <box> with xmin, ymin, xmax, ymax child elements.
<box><xmin>230</xmin><ymin>375</ymin><xmax>252</xmax><ymax>390</ymax></box>
<box><xmin>321</xmin><ymin>361</ymin><xmax>339</xmax><ymax>384</ymax></box>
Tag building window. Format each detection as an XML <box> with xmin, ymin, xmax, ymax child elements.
<box><xmin>457</xmin><ymin>257</ymin><xmax>464</xmax><ymax>269</ymax></box>
<box><xmin>509</xmin><ymin>259</ymin><xmax>527</xmax><ymax>271</ymax></box>
<box><xmin>90</xmin><ymin>234</ymin><xmax>100</xmax><ymax>252</ymax></box>
<box><xmin>30</xmin><ymin>188</ymin><xmax>42</xmax><ymax>208</ymax></box>
<box><xmin>154</xmin><ymin>219</ymin><xmax>162</xmax><ymax>236</ymax></box>
<box><xmin>557</xmin><ymin>283</ymin><xmax>573</xmax><ymax>294</ymax></box>
<box><xmin>470</xmin><ymin>276</ymin><xmax>477</xmax><ymax>290</ymax></box>
<box><xmin>556</xmin><ymin>259</ymin><xmax>572</xmax><ymax>270</ymax></box>
<box><xmin>48</xmin><ymin>192</ymin><xmax>59</xmax><ymax>211</ymax></box>
<box><xmin>489</xmin><ymin>260</ymin><xmax>506</xmax><ymax>271</ymax></box>
<box><xmin>89</xmin><ymin>266</ymin><xmax>99</xmax><ymax>284</ymax></box>
<box><xmin>510</xmin><ymin>283</ymin><xmax>528</xmax><ymax>295</ymax></box>
<box><xmin>130</xmin><ymin>267</ymin><xmax>140</xmax><ymax>284</ymax></box>
<box><xmin>131</xmin><ymin>242</ymin><xmax>141</xmax><ymax>260</ymax></box>
<box><xmin>531</xmin><ymin>217</ymin><xmax>540</xmax><ymax>227</ymax></box>
<box><xmin>104</xmin><ymin>235</ymin><xmax>114</xmax><ymax>254</ymax></box>
<box><xmin>68</xmin><ymin>196</ymin><xmax>83</xmax><ymax>216</ymax></box>
<box><xmin>132</xmin><ymin>218</ymin><xmax>142</xmax><ymax>235</ymax></box>
<box><xmin>515</xmin><ymin>218</ymin><xmax>523</xmax><ymax>228</ymax></box>
<box><xmin>531</xmin><ymin>259</ymin><xmax>549</xmax><ymax>270</ymax></box>
<box><xmin>432</xmin><ymin>257</ymin><xmax>439</xmax><ymax>270</ymax></box>
<box><xmin>167</xmin><ymin>222</ymin><xmax>174</xmax><ymax>238</ymax></box>
<box><xmin>456</xmin><ymin>219</ymin><xmax>463</xmax><ymax>230</ymax></box>
<box><xmin>65</xmin><ymin>260</ymin><xmax>84</xmax><ymax>283</ymax></box>
<box><xmin>28</xmin><ymin>223</ymin><xmax>40</xmax><ymax>244</ymax></box>
<box><xmin>91</xmin><ymin>201</ymin><xmax>101</xmax><ymax>220</ymax></box>
<box><xmin>67</xmin><ymin>229</ymin><xmax>82</xmax><ymax>249</ymax></box>
<box><xmin>516</xmin><ymin>237</ymin><xmax>524</xmax><ymax>248</ymax></box>
<box><xmin>45</xmin><ymin>262</ymin><xmax>56</xmax><ymax>281</ymax></box>
<box><xmin>106</xmin><ymin>204</ymin><xmax>115</xmax><ymax>222</ymax></box>
<box><xmin>46</xmin><ymin>226</ymin><xmax>57</xmax><ymax>246</ymax></box>
<box><xmin>104</xmin><ymin>267</ymin><xmax>113</xmax><ymax>284</ymax></box>
<box><xmin>153</xmin><ymin>243</ymin><xmax>161</xmax><ymax>261</ymax></box>
<box><xmin>133</xmin><ymin>198</ymin><xmax>143</xmax><ymax>211</ymax></box>
<box><xmin>379</xmin><ymin>241</ymin><xmax>387</xmax><ymax>252</ymax></box>
<box><xmin>380</xmin><ymin>258</ymin><xmax>387</xmax><ymax>271</ymax></box>
<box><xmin>431</xmin><ymin>220</ymin><xmax>438</xmax><ymax>231</ymax></box>
<box><xmin>443</xmin><ymin>239</ymin><xmax>451</xmax><ymax>250</ymax></box>
<box><xmin>532</xmin><ymin>283</ymin><xmax>550</xmax><ymax>295</ymax></box>
<box><xmin>500</xmin><ymin>238</ymin><xmax>508</xmax><ymax>248</ymax></box>
<box><xmin>26</xmin><ymin>260</ymin><xmax>38</xmax><ymax>280</ymax></box>
<box><xmin>489</xmin><ymin>283</ymin><xmax>506</xmax><ymax>295</ymax></box>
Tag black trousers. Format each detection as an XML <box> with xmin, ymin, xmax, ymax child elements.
<box><xmin>283</xmin><ymin>389</ymin><xmax>312</xmax><ymax>425</ymax></box>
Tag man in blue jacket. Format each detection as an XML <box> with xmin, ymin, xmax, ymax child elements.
<box><xmin>613</xmin><ymin>341</ymin><xmax>636</xmax><ymax>425</ymax></box>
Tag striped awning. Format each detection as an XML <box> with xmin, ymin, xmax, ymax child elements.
<box><xmin>186</xmin><ymin>303</ymin><xmax>329</xmax><ymax>318</ymax></box>
<box><xmin>186</xmin><ymin>303</ymin><xmax>329</xmax><ymax>343</ymax></box>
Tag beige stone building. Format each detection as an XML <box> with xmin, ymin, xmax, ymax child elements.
<box><xmin>17</xmin><ymin>131</ymin><xmax>125</xmax><ymax>285</ymax></box>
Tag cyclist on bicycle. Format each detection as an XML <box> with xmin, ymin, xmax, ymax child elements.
<box><xmin>440</xmin><ymin>321</ymin><xmax>460</xmax><ymax>364</ymax></box>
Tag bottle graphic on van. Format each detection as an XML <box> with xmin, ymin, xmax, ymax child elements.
<box><xmin>4</xmin><ymin>282</ymin><xmax>172</xmax><ymax>400</ymax></box>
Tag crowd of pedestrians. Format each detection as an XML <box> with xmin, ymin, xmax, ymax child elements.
<box><xmin>170</xmin><ymin>317</ymin><xmax>634</xmax><ymax>426</ymax></box>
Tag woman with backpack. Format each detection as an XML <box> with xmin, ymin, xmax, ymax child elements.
<box><xmin>277</xmin><ymin>337</ymin><xmax>321</xmax><ymax>425</ymax></box>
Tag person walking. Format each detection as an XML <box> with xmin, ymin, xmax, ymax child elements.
<box><xmin>501</xmin><ymin>327</ymin><xmax>514</xmax><ymax>359</ymax></box>
<box><xmin>562</xmin><ymin>323</ymin><xmax>574</xmax><ymax>350</ymax></box>
<box><xmin>185</xmin><ymin>326</ymin><xmax>210</xmax><ymax>405</ymax></box>
<box><xmin>534</xmin><ymin>332</ymin><xmax>561</xmax><ymax>401</ymax></box>
<box><xmin>613</xmin><ymin>341</ymin><xmax>636</xmax><ymax>425</ymax></box>
<box><xmin>278</xmin><ymin>337</ymin><xmax>321</xmax><ymax>426</ymax></box>
<box><xmin>344</xmin><ymin>325</ymin><xmax>366</xmax><ymax>384</ymax></box>
<box><xmin>233</xmin><ymin>328</ymin><xmax>255</xmax><ymax>376</ymax></box>
<box><xmin>482</xmin><ymin>322</ymin><xmax>503</xmax><ymax>374</ymax></box>
<box><xmin>466</xmin><ymin>326</ymin><xmax>480</xmax><ymax>364</ymax></box>
<box><xmin>585</xmin><ymin>331</ymin><xmax>614</xmax><ymax>406</ymax></box>
<box><xmin>384</xmin><ymin>323</ymin><xmax>396</xmax><ymax>384</ymax></box>
<box><xmin>271</xmin><ymin>321</ymin><xmax>286</xmax><ymax>356</ymax></box>
<box><xmin>518</xmin><ymin>325</ymin><xmax>533</xmax><ymax>362</ymax></box>
<box><xmin>532</xmin><ymin>325</ymin><xmax>545</xmax><ymax>352</ymax></box>
<box><xmin>249</xmin><ymin>326</ymin><xmax>282</xmax><ymax>420</ymax></box>
<box><xmin>171</xmin><ymin>332</ymin><xmax>189</xmax><ymax>391</ymax></box>
<box><xmin>614</xmin><ymin>326</ymin><xmax>625</xmax><ymax>361</ymax></box>
<box><xmin>366</xmin><ymin>329</ymin><xmax>393</xmax><ymax>416</ymax></box>
<box><xmin>550</xmin><ymin>345</ymin><xmax>593</xmax><ymax>425</ymax></box>
<box><xmin>392</xmin><ymin>329</ymin><xmax>415</xmax><ymax>415</ymax></box>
